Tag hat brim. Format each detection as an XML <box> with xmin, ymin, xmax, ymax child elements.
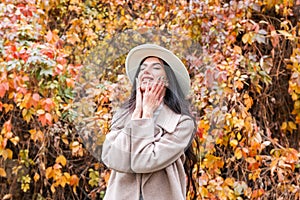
<box><xmin>125</xmin><ymin>44</ymin><xmax>191</xmax><ymax>97</ymax></box>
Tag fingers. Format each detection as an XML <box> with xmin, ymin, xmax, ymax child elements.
<box><xmin>141</xmin><ymin>76</ymin><xmax>166</xmax><ymax>114</ymax></box>
<box><xmin>150</xmin><ymin>77</ymin><xmax>165</xmax><ymax>97</ymax></box>
<box><xmin>136</xmin><ymin>78</ymin><xmax>140</xmax><ymax>90</ymax></box>
<box><xmin>135</xmin><ymin>78</ymin><xmax>143</xmax><ymax>106</ymax></box>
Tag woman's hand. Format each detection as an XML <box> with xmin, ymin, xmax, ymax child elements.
<box><xmin>132</xmin><ymin>77</ymin><xmax>165</xmax><ymax>119</ymax></box>
<box><xmin>131</xmin><ymin>78</ymin><xmax>143</xmax><ymax>119</ymax></box>
<box><xmin>142</xmin><ymin>78</ymin><xmax>165</xmax><ymax>118</ymax></box>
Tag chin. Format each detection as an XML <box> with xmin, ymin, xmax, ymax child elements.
<box><xmin>140</xmin><ymin>83</ymin><xmax>152</xmax><ymax>92</ymax></box>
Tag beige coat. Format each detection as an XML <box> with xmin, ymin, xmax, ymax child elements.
<box><xmin>101</xmin><ymin>104</ymin><xmax>194</xmax><ymax>200</ymax></box>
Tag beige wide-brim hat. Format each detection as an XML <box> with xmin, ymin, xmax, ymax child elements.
<box><xmin>125</xmin><ymin>43</ymin><xmax>191</xmax><ymax>97</ymax></box>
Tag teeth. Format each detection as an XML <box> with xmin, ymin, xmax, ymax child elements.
<box><xmin>142</xmin><ymin>77</ymin><xmax>153</xmax><ymax>81</ymax></box>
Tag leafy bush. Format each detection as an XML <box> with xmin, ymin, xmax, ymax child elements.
<box><xmin>1</xmin><ymin>0</ymin><xmax>300</xmax><ymax>199</ymax></box>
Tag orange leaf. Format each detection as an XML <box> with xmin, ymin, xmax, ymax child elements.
<box><xmin>34</xmin><ymin>173</ymin><xmax>40</xmax><ymax>182</ymax></box>
<box><xmin>56</xmin><ymin>155</ymin><xmax>67</xmax><ymax>167</ymax></box>
<box><xmin>104</xmin><ymin>172</ymin><xmax>110</xmax><ymax>184</ymax></box>
<box><xmin>66</xmin><ymin>78</ymin><xmax>74</xmax><ymax>87</ymax></box>
<box><xmin>252</xmin><ymin>189</ymin><xmax>265</xmax><ymax>198</ymax></box>
<box><xmin>69</xmin><ymin>174</ymin><xmax>79</xmax><ymax>188</ymax></box>
<box><xmin>70</xmin><ymin>174</ymin><xmax>79</xmax><ymax>184</ymax></box>
<box><xmin>29</xmin><ymin>129</ymin><xmax>44</xmax><ymax>142</ymax></box>
<box><xmin>3</xmin><ymin>120</ymin><xmax>12</xmax><ymax>133</ymax></box>
<box><xmin>0</xmin><ymin>167</ymin><xmax>7</xmax><ymax>177</ymax></box>
<box><xmin>45</xmin><ymin>167</ymin><xmax>53</xmax><ymax>179</ymax></box>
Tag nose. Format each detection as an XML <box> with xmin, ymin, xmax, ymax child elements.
<box><xmin>140</xmin><ymin>66</ymin><xmax>151</xmax><ymax>76</ymax></box>
<box><xmin>143</xmin><ymin>66</ymin><xmax>151</xmax><ymax>74</ymax></box>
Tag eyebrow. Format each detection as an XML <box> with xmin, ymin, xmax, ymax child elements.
<box><xmin>141</xmin><ymin>62</ymin><xmax>163</xmax><ymax>67</ymax></box>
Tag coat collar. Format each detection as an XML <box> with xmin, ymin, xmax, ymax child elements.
<box><xmin>156</xmin><ymin>104</ymin><xmax>181</xmax><ymax>133</ymax></box>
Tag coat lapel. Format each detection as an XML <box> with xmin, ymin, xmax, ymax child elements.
<box><xmin>156</xmin><ymin>104</ymin><xmax>181</xmax><ymax>133</ymax></box>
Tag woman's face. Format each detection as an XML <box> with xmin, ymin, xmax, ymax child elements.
<box><xmin>138</xmin><ymin>57</ymin><xmax>168</xmax><ymax>92</ymax></box>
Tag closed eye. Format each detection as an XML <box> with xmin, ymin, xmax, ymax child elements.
<box><xmin>153</xmin><ymin>63</ymin><xmax>163</xmax><ymax>69</ymax></box>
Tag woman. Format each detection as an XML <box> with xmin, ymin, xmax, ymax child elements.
<box><xmin>101</xmin><ymin>44</ymin><xmax>197</xmax><ymax>200</ymax></box>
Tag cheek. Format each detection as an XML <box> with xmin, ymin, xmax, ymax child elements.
<box><xmin>154</xmin><ymin>72</ymin><xmax>167</xmax><ymax>80</ymax></box>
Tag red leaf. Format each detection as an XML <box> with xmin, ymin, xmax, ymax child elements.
<box><xmin>38</xmin><ymin>114</ymin><xmax>47</xmax><ymax>126</ymax></box>
<box><xmin>32</xmin><ymin>93</ymin><xmax>40</xmax><ymax>107</ymax></box>
<box><xmin>57</xmin><ymin>56</ymin><xmax>67</xmax><ymax>65</ymax></box>
<box><xmin>40</xmin><ymin>49</ymin><xmax>54</xmax><ymax>59</ymax></box>
<box><xmin>0</xmin><ymin>82</ymin><xmax>9</xmax><ymax>98</ymax></box>
<box><xmin>32</xmin><ymin>93</ymin><xmax>40</xmax><ymax>102</ymax></box>
<box><xmin>43</xmin><ymin>98</ymin><xmax>55</xmax><ymax>111</ymax></box>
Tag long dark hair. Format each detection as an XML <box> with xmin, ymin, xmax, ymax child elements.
<box><xmin>121</xmin><ymin>56</ymin><xmax>199</xmax><ymax>198</ymax></box>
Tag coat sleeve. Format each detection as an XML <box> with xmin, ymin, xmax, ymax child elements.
<box><xmin>130</xmin><ymin>115</ymin><xmax>194</xmax><ymax>173</ymax></box>
<box><xmin>101</xmin><ymin>110</ymin><xmax>134</xmax><ymax>173</ymax></box>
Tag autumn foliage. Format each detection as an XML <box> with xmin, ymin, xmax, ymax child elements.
<box><xmin>0</xmin><ymin>0</ymin><xmax>300</xmax><ymax>199</ymax></box>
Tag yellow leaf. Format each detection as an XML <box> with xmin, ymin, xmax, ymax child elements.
<box><xmin>288</xmin><ymin>121</ymin><xmax>297</xmax><ymax>130</ymax></box>
<box><xmin>3</xmin><ymin>103</ymin><xmax>14</xmax><ymax>113</ymax></box>
<box><xmin>64</xmin><ymin>172</ymin><xmax>70</xmax><ymax>180</ymax></box>
<box><xmin>200</xmin><ymin>187</ymin><xmax>209</xmax><ymax>197</ymax></box>
<box><xmin>0</xmin><ymin>167</ymin><xmax>7</xmax><ymax>177</ymax></box>
<box><xmin>242</xmin><ymin>33</ymin><xmax>249</xmax><ymax>44</ymax></box>
<box><xmin>237</xmin><ymin>132</ymin><xmax>242</xmax><ymax>141</ymax></box>
<box><xmin>36</xmin><ymin>109</ymin><xmax>45</xmax><ymax>115</ymax></box>
<box><xmin>10</xmin><ymin>136</ymin><xmax>19</xmax><ymax>145</ymax></box>
<box><xmin>61</xmin><ymin>134</ymin><xmax>69</xmax><ymax>145</ymax></box>
<box><xmin>233</xmin><ymin>45</ymin><xmax>242</xmax><ymax>54</ymax></box>
<box><xmin>51</xmin><ymin>184</ymin><xmax>56</xmax><ymax>193</ymax></box>
<box><xmin>278</xmin><ymin>30</ymin><xmax>293</xmax><ymax>38</ymax></box>
<box><xmin>246</xmin><ymin>157</ymin><xmax>257</xmax><ymax>164</ymax></box>
<box><xmin>242</xmin><ymin>32</ymin><xmax>253</xmax><ymax>44</ymax></box>
<box><xmin>234</xmin><ymin>147</ymin><xmax>243</xmax><ymax>160</ymax></box>
<box><xmin>230</xmin><ymin>139</ymin><xmax>238</xmax><ymax>149</ymax></box>
<box><xmin>0</xmin><ymin>149</ymin><xmax>7</xmax><ymax>160</ymax></box>
<box><xmin>295</xmin><ymin>100</ymin><xmax>300</xmax><ymax>109</ymax></box>
<box><xmin>281</xmin><ymin>122</ymin><xmax>287</xmax><ymax>130</ymax></box>
<box><xmin>5</xmin><ymin>148</ymin><xmax>13</xmax><ymax>159</ymax></box>
<box><xmin>21</xmin><ymin>183</ymin><xmax>30</xmax><ymax>192</ymax></box>
<box><xmin>56</xmin><ymin>155</ymin><xmax>67</xmax><ymax>167</ymax></box>
<box><xmin>292</xmin><ymin>93</ymin><xmax>298</xmax><ymax>101</ymax></box>
<box><xmin>60</xmin><ymin>175</ymin><xmax>68</xmax><ymax>187</ymax></box>
<box><xmin>225</xmin><ymin>177</ymin><xmax>235</xmax><ymax>186</ymax></box>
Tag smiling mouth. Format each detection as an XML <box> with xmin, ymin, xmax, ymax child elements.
<box><xmin>141</xmin><ymin>77</ymin><xmax>154</xmax><ymax>82</ymax></box>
